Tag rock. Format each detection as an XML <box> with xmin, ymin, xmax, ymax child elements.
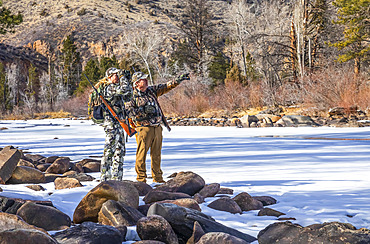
<box><xmin>0</xmin><ymin>196</ymin><xmax>53</xmax><ymax>214</ymax></box>
<box><xmin>154</xmin><ymin>171</ymin><xmax>205</xmax><ymax>196</ymax></box>
<box><xmin>328</xmin><ymin>107</ymin><xmax>345</xmax><ymax>116</ymax></box>
<box><xmin>24</xmin><ymin>154</ymin><xmax>45</xmax><ymax>164</ymax></box>
<box><xmin>257</xmin><ymin>207</ymin><xmax>285</xmax><ymax>217</ymax></box>
<box><xmin>0</xmin><ymin>211</ymin><xmax>48</xmax><ymax>233</ymax></box>
<box><xmin>239</xmin><ymin>115</ymin><xmax>259</xmax><ymax>127</ymax></box>
<box><xmin>252</xmin><ymin>196</ymin><xmax>277</xmax><ymax>206</ymax></box>
<box><xmin>198</xmin><ymin>183</ymin><xmax>220</xmax><ymax>198</ymax></box>
<box><xmin>0</xmin><ymin>229</ymin><xmax>58</xmax><ymax>244</ymax></box>
<box><xmin>64</xmin><ymin>172</ymin><xmax>95</xmax><ymax>181</ymax></box>
<box><xmin>137</xmin><ymin>215</ymin><xmax>179</xmax><ymax>244</ymax></box>
<box><xmin>7</xmin><ymin>166</ymin><xmax>45</xmax><ymax>184</ymax></box>
<box><xmin>26</xmin><ymin>184</ymin><xmax>46</xmax><ymax>191</ymax></box>
<box><xmin>208</xmin><ymin>197</ymin><xmax>242</xmax><ymax>214</ymax></box>
<box><xmin>193</xmin><ymin>193</ymin><xmax>205</xmax><ymax>204</ymax></box>
<box><xmin>45</xmin><ymin>157</ymin><xmax>70</xmax><ymax>174</ymax></box>
<box><xmin>134</xmin><ymin>241</ymin><xmax>166</xmax><ymax>244</ymax></box>
<box><xmin>52</xmin><ymin>221</ymin><xmax>124</xmax><ymax>244</ymax></box>
<box><xmin>138</xmin><ymin>204</ymin><xmax>151</xmax><ymax>216</ymax></box>
<box><xmin>0</xmin><ymin>146</ymin><xmax>22</xmax><ymax>184</ymax></box>
<box><xmin>77</xmin><ymin>158</ymin><xmax>101</xmax><ymax>172</ymax></box>
<box><xmin>37</xmin><ymin>163</ymin><xmax>51</xmax><ymax>172</ymax></box>
<box><xmin>45</xmin><ymin>156</ymin><xmax>59</xmax><ymax>164</ymax></box>
<box><xmin>17</xmin><ymin>158</ymin><xmax>35</xmax><ymax>168</ymax></box>
<box><xmin>258</xmin><ymin>221</ymin><xmax>370</xmax><ymax>244</ymax></box>
<box><xmin>73</xmin><ymin>180</ymin><xmax>139</xmax><ymax>224</ymax></box>
<box><xmin>143</xmin><ymin>190</ymin><xmax>192</xmax><ymax>204</ymax></box>
<box><xmin>196</xmin><ymin>232</ymin><xmax>248</xmax><ymax>244</ymax></box>
<box><xmin>147</xmin><ymin>203</ymin><xmax>256</xmax><ymax>243</ymax></box>
<box><xmin>233</xmin><ymin>192</ymin><xmax>263</xmax><ymax>211</ymax></box>
<box><xmin>54</xmin><ymin>177</ymin><xmax>83</xmax><ymax>190</ymax></box>
<box><xmin>44</xmin><ymin>173</ymin><xmax>64</xmax><ymax>183</ymax></box>
<box><xmin>276</xmin><ymin>115</ymin><xmax>319</xmax><ymax>127</ymax></box>
<box><xmin>217</xmin><ymin>188</ymin><xmax>234</xmax><ymax>195</ymax></box>
<box><xmin>17</xmin><ymin>202</ymin><xmax>71</xmax><ymax>231</ymax></box>
<box><xmin>186</xmin><ymin>221</ymin><xmax>205</xmax><ymax>244</ymax></box>
<box><xmin>132</xmin><ymin>181</ymin><xmax>153</xmax><ymax>196</ymax></box>
<box><xmin>98</xmin><ymin>200</ymin><xmax>144</xmax><ymax>227</ymax></box>
<box><xmin>165</xmin><ymin>198</ymin><xmax>201</xmax><ymax>212</ymax></box>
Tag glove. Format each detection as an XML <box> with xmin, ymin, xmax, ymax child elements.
<box><xmin>176</xmin><ymin>73</ymin><xmax>190</xmax><ymax>83</ymax></box>
<box><xmin>144</xmin><ymin>104</ymin><xmax>157</xmax><ymax>114</ymax></box>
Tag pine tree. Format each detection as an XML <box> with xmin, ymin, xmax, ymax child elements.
<box><xmin>331</xmin><ymin>0</ymin><xmax>369</xmax><ymax>74</ymax></box>
<box><xmin>99</xmin><ymin>56</ymin><xmax>119</xmax><ymax>76</ymax></box>
<box><xmin>0</xmin><ymin>62</ymin><xmax>11</xmax><ymax>112</ymax></box>
<box><xmin>0</xmin><ymin>0</ymin><xmax>22</xmax><ymax>34</ymax></box>
<box><xmin>76</xmin><ymin>58</ymin><xmax>101</xmax><ymax>95</ymax></box>
<box><xmin>61</xmin><ymin>35</ymin><xmax>81</xmax><ymax>96</ymax></box>
<box><xmin>208</xmin><ymin>52</ymin><xmax>229</xmax><ymax>88</ymax></box>
<box><xmin>224</xmin><ymin>62</ymin><xmax>244</xmax><ymax>85</ymax></box>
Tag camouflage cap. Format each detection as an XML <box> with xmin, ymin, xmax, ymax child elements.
<box><xmin>105</xmin><ymin>67</ymin><xmax>120</xmax><ymax>78</ymax></box>
<box><xmin>132</xmin><ymin>72</ymin><xmax>148</xmax><ymax>87</ymax></box>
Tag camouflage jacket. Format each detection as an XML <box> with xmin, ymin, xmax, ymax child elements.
<box><xmin>103</xmin><ymin>77</ymin><xmax>132</xmax><ymax>121</ymax></box>
<box><xmin>125</xmin><ymin>80</ymin><xmax>180</xmax><ymax>127</ymax></box>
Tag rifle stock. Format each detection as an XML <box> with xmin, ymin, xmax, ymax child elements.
<box><xmin>85</xmin><ymin>74</ymin><xmax>136</xmax><ymax>137</ymax></box>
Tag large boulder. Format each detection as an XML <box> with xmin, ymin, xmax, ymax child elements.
<box><xmin>7</xmin><ymin>166</ymin><xmax>45</xmax><ymax>184</ymax></box>
<box><xmin>98</xmin><ymin>199</ymin><xmax>144</xmax><ymax>227</ymax></box>
<box><xmin>137</xmin><ymin>215</ymin><xmax>179</xmax><ymax>244</ymax></box>
<box><xmin>233</xmin><ymin>192</ymin><xmax>263</xmax><ymax>211</ymax></box>
<box><xmin>196</xmin><ymin>232</ymin><xmax>248</xmax><ymax>244</ymax></box>
<box><xmin>208</xmin><ymin>197</ymin><xmax>242</xmax><ymax>214</ymax></box>
<box><xmin>186</xmin><ymin>221</ymin><xmax>205</xmax><ymax>244</ymax></box>
<box><xmin>17</xmin><ymin>202</ymin><xmax>71</xmax><ymax>231</ymax></box>
<box><xmin>252</xmin><ymin>196</ymin><xmax>277</xmax><ymax>206</ymax></box>
<box><xmin>132</xmin><ymin>181</ymin><xmax>153</xmax><ymax>196</ymax></box>
<box><xmin>276</xmin><ymin>115</ymin><xmax>319</xmax><ymax>127</ymax></box>
<box><xmin>239</xmin><ymin>115</ymin><xmax>259</xmax><ymax>127</ymax></box>
<box><xmin>0</xmin><ymin>212</ymin><xmax>48</xmax><ymax>233</ymax></box>
<box><xmin>258</xmin><ymin>221</ymin><xmax>370</xmax><ymax>244</ymax></box>
<box><xmin>0</xmin><ymin>196</ymin><xmax>52</xmax><ymax>214</ymax></box>
<box><xmin>54</xmin><ymin>177</ymin><xmax>83</xmax><ymax>190</ymax></box>
<box><xmin>45</xmin><ymin>157</ymin><xmax>70</xmax><ymax>174</ymax></box>
<box><xmin>17</xmin><ymin>158</ymin><xmax>36</xmax><ymax>168</ymax></box>
<box><xmin>198</xmin><ymin>183</ymin><xmax>220</xmax><ymax>198</ymax></box>
<box><xmin>154</xmin><ymin>171</ymin><xmax>205</xmax><ymax>196</ymax></box>
<box><xmin>0</xmin><ymin>146</ymin><xmax>22</xmax><ymax>184</ymax></box>
<box><xmin>73</xmin><ymin>180</ymin><xmax>139</xmax><ymax>224</ymax></box>
<box><xmin>161</xmin><ymin>198</ymin><xmax>201</xmax><ymax>212</ymax></box>
<box><xmin>52</xmin><ymin>221</ymin><xmax>125</xmax><ymax>244</ymax></box>
<box><xmin>143</xmin><ymin>190</ymin><xmax>191</xmax><ymax>204</ymax></box>
<box><xmin>0</xmin><ymin>229</ymin><xmax>58</xmax><ymax>244</ymax></box>
<box><xmin>147</xmin><ymin>203</ymin><xmax>256</xmax><ymax>243</ymax></box>
<box><xmin>76</xmin><ymin>158</ymin><xmax>101</xmax><ymax>173</ymax></box>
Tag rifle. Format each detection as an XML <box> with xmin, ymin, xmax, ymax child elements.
<box><xmin>85</xmin><ymin>74</ymin><xmax>136</xmax><ymax>137</ymax></box>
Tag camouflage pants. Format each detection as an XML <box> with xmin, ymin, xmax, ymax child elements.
<box><xmin>101</xmin><ymin>117</ymin><xmax>126</xmax><ymax>181</ymax></box>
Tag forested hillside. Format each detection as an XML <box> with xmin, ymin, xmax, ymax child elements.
<box><xmin>0</xmin><ymin>0</ymin><xmax>368</xmax><ymax>118</ymax></box>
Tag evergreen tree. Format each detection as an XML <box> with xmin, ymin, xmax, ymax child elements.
<box><xmin>24</xmin><ymin>64</ymin><xmax>40</xmax><ymax>113</ymax></box>
<box><xmin>99</xmin><ymin>56</ymin><xmax>119</xmax><ymax>76</ymax></box>
<box><xmin>224</xmin><ymin>62</ymin><xmax>244</xmax><ymax>85</ymax></box>
<box><xmin>61</xmin><ymin>35</ymin><xmax>81</xmax><ymax>96</ymax></box>
<box><xmin>0</xmin><ymin>62</ymin><xmax>11</xmax><ymax>112</ymax></box>
<box><xmin>0</xmin><ymin>0</ymin><xmax>22</xmax><ymax>34</ymax></box>
<box><xmin>208</xmin><ymin>52</ymin><xmax>229</xmax><ymax>88</ymax></box>
<box><xmin>76</xmin><ymin>58</ymin><xmax>100</xmax><ymax>95</ymax></box>
<box><xmin>331</xmin><ymin>0</ymin><xmax>369</xmax><ymax>74</ymax></box>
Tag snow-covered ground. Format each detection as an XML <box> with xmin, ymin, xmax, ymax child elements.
<box><xmin>1</xmin><ymin>118</ymin><xmax>370</xmax><ymax>243</ymax></box>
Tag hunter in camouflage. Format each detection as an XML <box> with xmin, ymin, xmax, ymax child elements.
<box><xmin>100</xmin><ymin>67</ymin><xmax>132</xmax><ymax>181</ymax></box>
<box><xmin>125</xmin><ymin>71</ymin><xmax>190</xmax><ymax>183</ymax></box>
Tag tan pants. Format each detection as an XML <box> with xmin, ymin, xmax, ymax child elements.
<box><xmin>135</xmin><ymin>126</ymin><xmax>163</xmax><ymax>182</ymax></box>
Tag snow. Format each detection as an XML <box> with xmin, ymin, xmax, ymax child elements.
<box><xmin>1</xmin><ymin>118</ymin><xmax>370</xmax><ymax>243</ymax></box>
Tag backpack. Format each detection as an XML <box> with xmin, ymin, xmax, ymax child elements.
<box><xmin>88</xmin><ymin>77</ymin><xmax>110</xmax><ymax>124</ymax></box>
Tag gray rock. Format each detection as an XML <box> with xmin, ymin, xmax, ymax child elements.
<box><xmin>134</xmin><ymin>241</ymin><xmax>166</xmax><ymax>244</ymax></box>
<box><xmin>276</xmin><ymin>115</ymin><xmax>319</xmax><ymax>127</ymax></box>
<box><xmin>132</xmin><ymin>181</ymin><xmax>153</xmax><ymax>196</ymax></box>
<box><xmin>0</xmin><ymin>146</ymin><xmax>21</xmax><ymax>184</ymax></box>
<box><xmin>186</xmin><ymin>221</ymin><xmax>205</xmax><ymax>244</ymax></box>
<box><xmin>45</xmin><ymin>157</ymin><xmax>70</xmax><ymax>174</ymax></box>
<box><xmin>252</xmin><ymin>196</ymin><xmax>277</xmax><ymax>206</ymax></box>
<box><xmin>77</xmin><ymin>158</ymin><xmax>101</xmax><ymax>173</ymax></box>
<box><xmin>198</xmin><ymin>183</ymin><xmax>220</xmax><ymax>198</ymax></box>
<box><xmin>64</xmin><ymin>172</ymin><xmax>95</xmax><ymax>181</ymax></box>
<box><xmin>233</xmin><ymin>192</ymin><xmax>263</xmax><ymax>211</ymax></box>
<box><xmin>37</xmin><ymin>163</ymin><xmax>51</xmax><ymax>172</ymax></box>
<box><xmin>143</xmin><ymin>190</ymin><xmax>192</xmax><ymax>204</ymax></box>
<box><xmin>258</xmin><ymin>221</ymin><xmax>370</xmax><ymax>244</ymax></box>
<box><xmin>147</xmin><ymin>203</ymin><xmax>256</xmax><ymax>243</ymax></box>
<box><xmin>154</xmin><ymin>171</ymin><xmax>205</xmax><ymax>196</ymax></box>
<box><xmin>17</xmin><ymin>202</ymin><xmax>71</xmax><ymax>231</ymax></box>
<box><xmin>17</xmin><ymin>158</ymin><xmax>36</xmax><ymax>168</ymax></box>
<box><xmin>208</xmin><ymin>197</ymin><xmax>242</xmax><ymax>214</ymax></box>
<box><xmin>193</xmin><ymin>193</ymin><xmax>205</xmax><ymax>204</ymax></box>
<box><xmin>137</xmin><ymin>215</ymin><xmax>179</xmax><ymax>244</ymax></box>
<box><xmin>239</xmin><ymin>115</ymin><xmax>259</xmax><ymax>127</ymax></box>
<box><xmin>26</xmin><ymin>184</ymin><xmax>46</xmax><ymax>191</ymax></box>
<box><xmin>7</xmin><ymin>166</ymin><xmax>45</xmax><ymax>184</ymax></box>
<box><xmin>73</xmin><ymin>180</ymin><xmax>139</xmax><ymax>224</ymax></box>
<box><xmin>45</xmin><ymin>156</ymin><xmax>59</xmax><ymax>164</ymax></box>
<box><xmin>0</xmin><ymin>211</ymin><xmax>48</xmax><ymax>233</ymax></box>
<box><xmin>257</xmin><ymin>207</ymin><xmax>285</xmax><ymax>217</ymax></box>
<box><xmin>217</xmin><ymin>188</ymin><xmax>234</xmax><ymax>195</ymax></box>
<box><xmin>52</xmin><ymin>221</ymin><xmax>124</xmax><ymax>244</ymax></box>
<box><xmin>196</xmin><ymin>232</ymin><xmax>248</xmax><ymax>244</ymax></box>
<box><xmin>0</xmin><ymin>229</ymin><xmax>58</xmax><ymax>244</ymax></box>
<box><xmin>54</xmin><ymin>177</ymin><xmax>83</xmax><ymax>190</ymax></box>
<box><xmin>98</xmin><ymin>199</ymin><xmax>144</xmax><ymax>227</ymax></box>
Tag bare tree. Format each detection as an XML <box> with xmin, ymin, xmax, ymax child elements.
<box><xmin>5</xmin><ymin>63</ymin><xmax>21</xmax><ymax>108</ymax></box>
<box><xmin>120</xmin><ymin>22</ymin><xmax>166</xmax><ymax>85</ymax></box>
